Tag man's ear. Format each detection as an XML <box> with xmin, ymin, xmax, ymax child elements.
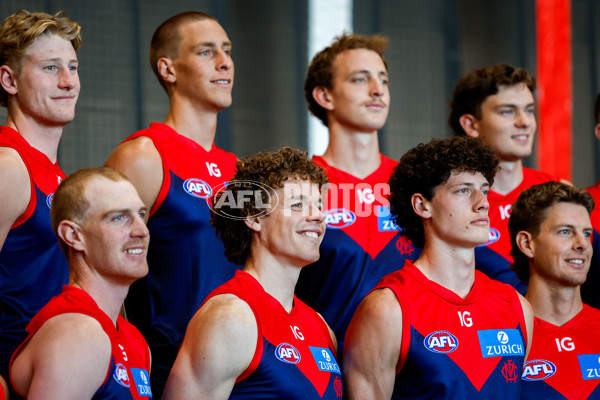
<box><xmin>411</xmin><ymin>193</ymin><xmax>431</xmax><ymax>219</ymax></box>
<box><xmin>312</xmin><ymin>86</ymin><xmax>334</xmax><ymax>111</ymax></box>
<box><xmin>157</xmin><ymin>57</ymin><xmax>176</xmax><ymax>84</ymax></box>
<box><xmin>0</xmin><ymin>65</ymin><xmax>17</xmax><ymax>96</ymax></box>
<box><xmin>244</xmin><ymin>216</ymin><xmax>262</xmax><ymax>233</ymax></box>
<box><xmin>594</xmin><ymin>123</ymin><xmax>600</xmax><ymax>141</ymax></box>
<box><xmin>57</xmin><ymin>220</ymin><xmax>85</xmax><ymax>252</ymax></box>
<box><xmin>458</xmin><ymin>114</ymin><xmax>480</xmax><ymax>138</ymax></box>
<box><xmin>515</xmin><ymin>231</ymin><xmax>535</xmax><ymax>258</ymax></box>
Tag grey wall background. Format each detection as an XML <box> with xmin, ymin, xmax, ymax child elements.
<box><xmin>1</xmin><ymin>0</ymin><xmax>599</xmax><ymax>187</ymax></box>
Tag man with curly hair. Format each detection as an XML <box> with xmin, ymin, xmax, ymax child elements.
<box><xmin>0</xmin><ymin>9</ymin><xmax>81</xmax><ymax>391</ymax></box>
<box><xmin>344</xmin><ymin>136</ymin><xmax>533</xmax><ymax>399</ymax></box>
<box><xmin>296</xmin><ymin>32</ymin><xmax>420</xmax><ymax>359</ymax></box>
<box><xmin>164</xmin><ymin>147</ymin><xmax>344</xmax><ymax>399</ymax></box>
<box><xmin>449</xmin><ymin>63</ymin><xmax>563</xmax><ymax>293</ymax></box>
<box><xmin>508</xmin><ymin>181</ymin><xmax>600</xmax><ymax>399</ymax></box>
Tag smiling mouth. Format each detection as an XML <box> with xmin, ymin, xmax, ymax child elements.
<box><xmin>565</xmin><ymin>258</ymin><xmax>584</xmax><ymax>265</ymax></box>
<box><xmin>212</xmin><ymin>79</ymin><xmax>231</xmax><ymax>84</ymax></box>
<box><xmin>124</xmin><ymin>248</ymin><xmax>144</xmax><ymax>255</ymax></box>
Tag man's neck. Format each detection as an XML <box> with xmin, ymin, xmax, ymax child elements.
<box><xmin>413</xmin><ymin>237</ymin><xmax>476</xmax><ymax>299</ymax></box>
<box><xmin>526</xmin><ymin>277</ymin><xmax>583</xmax><ymax>326</ymax></box>
<box><xmin>163</xmin><ymin>96</ymin><xmax>219</xmax><ymax>152</ymax></box>
<box><xmin>491</xmin><ymin>159</ymin><xmax>524</xmax><ymax>195</ymax></box>
<box><xmin>321</xmin><ymin>124</ymin><xmax>381</xmax><ymax>179</ymax></box>
<box><xmin>7</xmin><ymin>114</ymin><xmax>63</xmax><ymax>163</ymax></box>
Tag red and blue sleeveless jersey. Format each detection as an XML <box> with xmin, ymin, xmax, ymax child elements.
<box><xmin>477</xmin><ymin>167</ymin><xmax>557</xmax><ymax>293</ymax></box>
<box><xmin>0</xmin><ymin>126</ymin><xmax>68</xmax><ymax>378</ymax></box>
<box><xmin>205</xmin><ymin>271</ymin><xmax>343</xmax><ymax>399</ymax></box>
<box><xmin>585</xmin><ymin>182</ymin><xmax>600</xmax><ymax>309</ymax></box>
<box><xmin>296</xmin><ymin>155</ymin><xmax>420</xmax><ymax>357</ymax></box>
<box><xmin>11</xmin><ymin>286</ymin><xmax>152</xmax><ymax>399</ymax></box>
<box><xmin>375</xmin><ymin>261</ymin><xmax>527</xmax><ymax>399</ymax></box>
<box><xmin>121</xmin><ymin>123</ymin><xmax>240</xmax><ymax>393</ymax></box>
<box><xmin>521</xmin><ymin>306</ymin><xmax>600</xmax><ymax>399</ymax></box>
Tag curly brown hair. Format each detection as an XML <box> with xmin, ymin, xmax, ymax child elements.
<box><xmin>508</xmin><ymin>181</ymin><xmax>594</xmax><ymax>285</ymax></box>
<box><xmin>305</xmin><ymin>33</ymin><xmax>389</xmax><ymax>127</ymax></box>
<box><xmin>0</xmin><ymin>9</ymin><xmax>82</xmax><ymax>107</ymax></box>
<box><xmin>448</xmin><ymin>63</ymin><xmax>536</xmax><ymax>136</ymax></box>
<box><xmin>388</xmin><ymin>136</ymin><xmax>499</xmax><ymax>248</ymax></box>
<box><xmin>211</xmin><ymin>147</ymin><xmax>328</xmax><ymax>265</ymax></box>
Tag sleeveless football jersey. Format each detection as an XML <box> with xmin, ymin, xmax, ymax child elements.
<box><xmin>375</xmin><ymin>261</ymin><xmax>527</xmax><ymax>399</ymax></box>
<box><xmin>477</xmin><ymin>167</ymin><xmax>557</xmax><ymax>293</ymax></box>
<box><xmin>122</xmin><ymin>123</ymin><xmax>240</xmax><ymax>395</ymax></box>
<box><xmin>521</xmin><ymin>306</ymin><xmax>600</xmax><ymax>399</ymax></box>
<box><xmin>11</xmin><ymin>286</ymin><xmax>152</xmax><ymax>399</ymax></box>
<box><xmin>0</xmin><ymin>126</ymin><xmax>68</xmax><ymax>378</ymax></box>
<box><xmin>296</xmin><ymin>155</ymin><xmax>420</xmax><ymax>358</ymax></box>
<box><xmin>205</xmin><ymin>271</ymin><xmax>343</xmax><ymax>399</ymax></box>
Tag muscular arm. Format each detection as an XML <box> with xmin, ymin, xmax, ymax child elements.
<box><xmin>10</xmin><ymin>314</ymin><xmax>111</xmax><ymax>400</ymax></box>
<box><xmin>104</xmin><ymin>137</ymin><xmax>163</xmax><ymax>211</ymax></box>
<box><xmin>518</xmin><ymin>293</ymin><xmax>534</xmax><ymax>360</ymax></box>
<box><xmin>162</xmin><ymin>294</ymin><xmax>258</xmax><ymax>400</ymax></box>
<box><xmin>343</xmin><ymin>288</ymin><xmax>402</xmax><ymax>400</ymax></box>
<box><xmin>0</xmin><ymin>147</ymin><xmax>30</xmax><ymax>252</ymax></box>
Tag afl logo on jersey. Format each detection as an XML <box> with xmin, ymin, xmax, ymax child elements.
<box><xmin>274</xmin><ymin>343</ymin><xmax>301</xmax><ymax>364</ymax></box>
<box><xmin>46</xmin><ymin>193</ymin><xmax>54</xmax><ymax>209</ymax></box>
<box><xmin>478</xmin><ymin>227</ymin><xmax>500</xmax><ymax>247</ymax></box>
<box><xmin>113</xmin><ymin>363</ymin><xmax>131</xmax><ymax>387</ymax></box>
<box><xmin>424</xmin><ymin>331</ymin><xmax>459</xmax><ymax>354</ymax></box>
<box><xmin>522</xmin><ymin>360</ymin><xmax>557</xmax><ymax>381</ymax></box>
<box><xmin>183</xmin><ymin>178</ymin><xmax>212</xmax><ymax>199</ymax></box>
<box><xmin>324</xmin><ymin>208</ymin><xmax>356</xmax><ymax>229</ymax></box>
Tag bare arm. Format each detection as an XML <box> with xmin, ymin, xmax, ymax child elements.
<box><xmin>105</xmin><ymin>137</ymin><xmax>163</xmax><ymax>211</ymax></box>
<box><xmin>343</xmin><ymin>288</ymin><xmax>403</xmax><ymax>400</ymax></box>
<box><xmin>0</xmin><ymin>147</ymin><xmax>30</xmax><ymax>252</ymax></box>
<box><xmin>10</xmin><ymin>314</ymin><xmax>111</xmax><ymax>400</ymax></box>
<box><xmin>162</xmin><ymin>294</ymin><xmax>257</xmax><ymax>400</ymax></box>
<box><xmin>518</xmin><ymin>293</ymin><xmax>534</xmax><ymax>360</ymax></box>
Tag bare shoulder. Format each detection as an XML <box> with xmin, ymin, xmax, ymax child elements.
<box><xmin>105</xmin><ymin>137</ymin><xmax>162</xmax><ymax>209</ymax></box>
<box><xmin>187</xmin><ymin>293</ymin><xmax>256</xmax><ymax>337</ymax></box>
<box><xmin>0</xmin><ymin>147</ymin><xmax>31</xmax><ymax>248</ymax></box>
<box><xmin>12</xmin><ymin>313</ymin><xmax>111</xmax><ymax>400</ymax></box>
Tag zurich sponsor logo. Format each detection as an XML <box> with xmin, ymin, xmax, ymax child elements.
<box><xmin>423</xmin><ymin>331</ymin><xmax>458</xmax><ymax>354</ymax></box>
<box><xmin>324</xmin><ymin>208</ymin><xmax>356</xmax><ymax>229</ymax></box>
<box><xmin>113</xmin><ymin>363</ymin><xmax>131</xmax><ymax>387</ymax></box>
<box><xmin>478</xmin><ymin>329</ymin><xmax>524</xmax><ymax>358</ymax></box>
<box><xmin>477</xmin><ymin>227</ymin><xmax>500</xmax><ymax>247</ymax></box>
<box><xmin>522</xmin><ymin>360</ymin><xmax>557</xmax><ymax>381</ymax></box>
<box><xmin>578</xmin><ymin>354</ymin><xmax>600</xmax><ymax>380</ymax></box>
<box><xmin>309</xmin><ymin>346</ymin><xmax>341</xmax><ymax>374</ymax></box>
<box><xmin>183</xmin><ymin>178</ymin><xmax>212</xmax><ymax>199</ymax></box>
<box><xmin>131</xmin><ymin>368</ymin><xmax>153</xmax><ymax>397</ymax></box>
<box><xmin>46</xmin><ymin>193</ymin><xmax>54</xmax><ymax>209</ymax></box>
<box><xmin>275</xmin><ymin>343</ymin><xmax>301</xmax><ymax>364</ymax></box>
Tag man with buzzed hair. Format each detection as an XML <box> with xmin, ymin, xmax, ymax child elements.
<box><xmin>105</xmin><ymin>11</ymin><xmax>238</xmax><ymax>396</ymax></box>
<box><xmin>0</xmin><ymin>9</ymin><xmax>81</xmax><ymax>390</ymax></box>
<box><xmin>10</xmin><ymin>167</ymin><xmax>152</xmax><ymax>399</ymax></box>
<box><xmin>296</xmin><ymin>33</ymin><xmax>420</xmax><ymax>358</ymax></box>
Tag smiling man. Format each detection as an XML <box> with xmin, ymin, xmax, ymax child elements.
<box><xmin>0</xmin><ymin>10</ymin><xmax>82</xmax><ymax>390</ymax></box>
<box><xmin>343</xmin><ymin>136</ymin><xmax>533</xmax><ymax>399</ymax></box>
<box><xmin>448</xmin><ymin>64</ymin><xmax>563</xmax><ymax>293</ymax></box>
<box><xmin>10</xmin><ymin>167</ymin><xmax>152</xmax><ymax>399</ymax></box>
<box><xmin>163</xmin><ymin>147</ymin><xmax>343</xmax><ymax>399</ymax></box>
<box><xmin>104</xmin><ymin>11</ymin><xmax>239</xmax><ymax>396</ymax></box>
<box><xmin>509</xmin><ymin>181</ymin><xmax>600</xmax><ymax>399</ymax></box>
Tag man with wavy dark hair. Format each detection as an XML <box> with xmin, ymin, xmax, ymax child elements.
<box><xmin>508</xmin><ymin>181</ymin><xmax>600</xmax><ymax>399</ymax></box>
<box><xmin>344</xmin><ymin>136</ymin><xmax>533</xmax><ymax>399</ymax></box>
<box><xmin>448</xmin><ymin>63</ymin><xmax>563</xmax><ymax>293</ymax></box>
<box><xmin>297</xmin><ymin>32</ymin><xmax>420</xmax><ymax>360</ymax></box>
<box><xmin>164</xmin><ymin>147</ymin><xmax>345</xmax><ymax>399</ymax></box>
<box><xmin>0</xmin><ymin>9</ymin><xmax>82</xmax><ymax>391</ymax></box>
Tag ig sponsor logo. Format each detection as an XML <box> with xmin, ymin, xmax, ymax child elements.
<box><xmin>423</xmin><ymin>331</ymin><xmax>459</xmax><ymax>354</ymax></box>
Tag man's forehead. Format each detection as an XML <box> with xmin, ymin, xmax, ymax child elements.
<box><xmin>332</xmin><ymin>48</ymin><xmax>386</xmax><ymax>74</ymax></box>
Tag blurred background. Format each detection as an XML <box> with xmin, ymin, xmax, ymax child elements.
<box><xmin>1</xmin><ymin>0</ymin><xmax>598</xmax><ymax>186</ymax></box>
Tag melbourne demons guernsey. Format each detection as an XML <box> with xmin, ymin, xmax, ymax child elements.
<box><xmin>122</xmin><ymin>122</ymin><xmax>240</xmax><ymax>392</ymax></box>
<box><xmin>477</xmin><ymin>167</ymin><xmax>556</xmax><ymax>294</ymax></box>
<box><xmin>0</xmin><ymin>126</ymin><xmax>68</xmax><ymax>378</ymax></box>
<box><xmin>521</xmin><ymin>306</ymin><xmax>600</xmax><ymax>399</ymax></box>
<box><xmin>205</xmin><ymin>271</ymin><xmax>343</xmax><ymax>399</ymax></box>
<box><xmin>375</xmin><ymin>261</ymin><xmax>527</xmax><ymax>399</ymax></box>
<box><xmin>11</xmin><ymin>286</ymin><xmax>152</xmax><ymax>399</ymax></box>
<box><xmin>296</xmin><ymin>155</ymin><xmax>420</xmax><ymax>357</ymax></box>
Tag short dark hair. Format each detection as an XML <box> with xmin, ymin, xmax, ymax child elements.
<box><xmin>388</xmin><ymin>136</ymin><xmax>499</xmax><ymax>248</ymax></box>
<box><xmin>448</xmin><ymin>63</ymin><xmax>536</xmax><ymax>136</ymax></box>
<box><xmin>149</xmin><ymin>11</ymin><xmax>217</xmax><ymax>92</ymax></box>
<box><xmin>211</xmin><ymin>147</ymin><xmax>328</xmax><ymax>265</ymax></box>
<box><xmin>305</xmin><ymin>33</ymin><xmax>389</xmax><ymax>127</ymax></box>
<box><xmin>508</xmin><ymin>181</ymin><xmax>594</xmax><ymax>284</ymax></box>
